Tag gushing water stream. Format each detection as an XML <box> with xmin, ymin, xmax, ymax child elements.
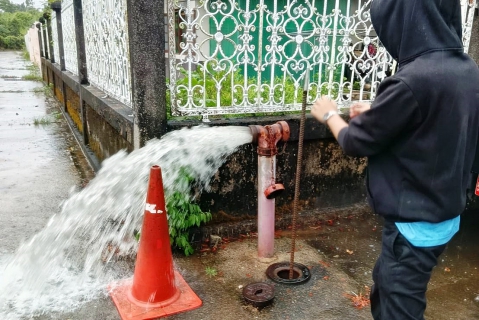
<box><xmin>0</xmin><ymin>125</ymin><xmax>252</xmax><ymax>319</ymax></box>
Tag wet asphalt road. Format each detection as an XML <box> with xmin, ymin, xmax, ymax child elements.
<box><xmin>0</xmin><ymin>51</ymin><xmax>115</xmax><ymax>320</ymax></box>
<box><xmin>2</xmin><ymin>50</ymin><xmax>479</xmax><ymax>320</ymax></box>
<box><xmin>0</xmin><ymin>52</ymin><xmax>84</xmax><ymax>254</ymax></box>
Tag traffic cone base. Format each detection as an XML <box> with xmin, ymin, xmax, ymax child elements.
<box><xmin>109</xmin><ymin>270</ymin><xmax>202</xmax><ymax>320</ymax></box>
<box><xmin>127</xmin><ymin>285</ymin><xmax>180</xmax><ymax>309</ymax></box>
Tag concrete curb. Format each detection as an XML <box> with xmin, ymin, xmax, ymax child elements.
<box><xmin>56</xmin><ymin>96</ymin><xmax>101</xmax><ymax>173</ymax></box>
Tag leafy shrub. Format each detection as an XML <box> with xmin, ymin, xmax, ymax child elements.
<box><xmin>0</xmin><ymin>8</ymin><xmax>40</xmax><ymax>50</ymax></box>
<box><xmin>166</xmin><ymin>167</ymin><xmax>212</xmax><ymax>256</ymax></box>
<box><xmin>0</xmin><ymin>35</ymin><xmax>24</xmax><ymax>49</ymax></box>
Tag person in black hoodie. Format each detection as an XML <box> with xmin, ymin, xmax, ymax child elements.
<box><xmin>311</xmin><ymin>0</ymin><xmax>479</xmax><ymax>319</ymax></box>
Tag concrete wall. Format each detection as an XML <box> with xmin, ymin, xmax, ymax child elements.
<box><xmin>167</xmin><ymin>116</ymin><xmax>368</xmax><ymax>220</ymax></box>
<box><xmin>199</xmin><ymin>138</ymin><xmax>367</xmax><ymax>222</ymax></box>
<box><xmin>85</xmin><ymin>102</ymin><xmax>134</xmax><ymax>162</ymax></box>
<box><xmin>44</xmin><ymin>60</ymin><xmax>134</xmax><ymax>170</ymax></box>
<box><xmin>25</xmin><ymin>25</ymin><xmax>42</xmax><ymax>71</ymax></box>
<box><xmin>42</xmin><ymin>56</ymin><xmax>368</xmax><ymax>221</ymax></box>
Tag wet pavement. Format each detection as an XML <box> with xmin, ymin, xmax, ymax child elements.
<box><xmin>2</xmin><ymin>50</ymin><xmax>479</xmax><ymax>319</ymax></box>
<box><xmin>0</xmin><ymin>52</ymin><xmax>93</xmax><ymax>254</ymax></box>
<box><xmin>0</xmin><ymin>51</ymin><xmax>110</xmax><ymax>320</ymax></box>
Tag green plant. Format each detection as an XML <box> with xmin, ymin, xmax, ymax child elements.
<box><xmin>0</xmin><ymin>6</ymin><xmax>40</xmax><ymax>50</ymax></box>
<box><xmin>32</xmin><ymin>86</ymin><xmax>44</xmax><ymax>93</ymax></box>
<box><xmin>166</xmin><ymin>167</ymin><xmax>212</xmax><ymax>256</ymax></box>
<box><xmin>33</xmin><ymin>115</ymin><xmax>52</xmax><ymax>125</ymax></box>
<box><xmin>51</xmin><ymin>111</ymin><xmax>62</xmax><ymax>120</ymax></box>
<box><xmin>134</xmin><ymin>230</ymin><xmax>141</xmax><ymax>242</ymax></box>
<box><xmin>205</xmin><ymin>266</ymin><xmax>217</xmax><ymax>277</ymax></box>
<box><xmin>33</xmin><ymin>110</ymin><xmax>61</xmax><ymax>125</ymax></box>
<box><xmin>23</xmin><ymin>64</ymin><xmax>42</xmax><ymax>81</ymax></box>
<box><xmin>22</xmin><ymin>48</ymin><xmax>30</xmax><ymax>60</ymax></box>
<box><xmin>33</xmin><ymin>83</ymin><xmax>53</xmax><ymax>97</ymax></box>
<box><xmin>0</xmin><ymin>35</ymin><xmax>24</xmax><ymax>49</ymax></box>
<box><xmin>173</xmin><ymin>64</ymin><xmax>237</xmax><ymax>108</ymax></box>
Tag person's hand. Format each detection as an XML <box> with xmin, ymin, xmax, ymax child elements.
<box><xmin>349</xmin><ymin>102</ymin><xmax>371</xmax><ymax>119</ymax></box>
<box><xmin>311</xmin><ymin>96</ymin><xmax>338</xmax><ymax>124</ymax></box>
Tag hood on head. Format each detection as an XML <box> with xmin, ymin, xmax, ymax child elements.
<box><xmin>370</xmin><ymin>0</ymin><xmax>463</xmax><ymax>63</ymax></box>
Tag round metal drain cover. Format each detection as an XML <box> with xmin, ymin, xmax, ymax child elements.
<box><xmin>266</xmin><ymin>262</ymin><xmax>311</xmax><ymax>285</ymax></box>
<box><xmin>242</xmin><ymin>282</ymin><xmax>275</xmax><ymax>308</ymax></box>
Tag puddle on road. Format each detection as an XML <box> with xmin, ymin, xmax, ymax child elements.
<box><xmin>298</xmin><ymin>208</ymin><xmax>479</xmax><ymax>319</ymax></box>
<box><xmin>297</xmin><ymin>210</ymin><xmax>381</xmax><ymax>287</ymax></box>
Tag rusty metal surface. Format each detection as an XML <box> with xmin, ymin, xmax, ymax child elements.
<box><xmin>264</xmin><ymin>183</ymin><xmax>285</xmax><ymax>199</ymax></box>
<box><xmin>266</xmin><ymin>262</ymin><xmax>312</xmax><ymax>285</ymax></box>
<box><xmin>289</xmin><ymin>75</ymin><xmax>309</xmax><ymax>278</ymax></box>
<box><xmin>242</xmin><ymin>282</ymin><xmax>275</xmax><ymax>308</ymax></box>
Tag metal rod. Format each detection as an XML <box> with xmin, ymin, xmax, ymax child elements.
<box><xmin>289</xmin><ymin>71</ymin><xmax>309</xmax><ymax>279</ymax></box>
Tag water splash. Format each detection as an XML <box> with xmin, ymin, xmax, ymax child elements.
<box><xmin>0</xmin><ymin>125</ymin><xmax>253</xmax><ymax>319</ymax></box>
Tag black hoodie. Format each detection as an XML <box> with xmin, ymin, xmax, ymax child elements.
<box><xmin>337</xmin><ymin>0</ymin><xmax>479</xmax><ymax>222</ymax></box>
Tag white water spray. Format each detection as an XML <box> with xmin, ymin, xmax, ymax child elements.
<box><xmin>0</xmin><ymin>125</ymin><xmax>252</xmax><ymax>319</ymax></box>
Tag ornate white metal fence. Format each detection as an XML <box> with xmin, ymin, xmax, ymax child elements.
<box><xmin>462</xmin><ymin>0</ymin><xmax>476</xmax><ymax>54</ymax></box>
<box><xmin>39</xmin><ymin>22</ymin><xmax>45</xmax><ymax>60</ymax></box>
<box><xmin>167</xmin><ymin>0</ymin><xmax>476</xmax><ymax>118</ymax></box>
<box><xmin>45</xmin><ymin>0</ymin><xmax>476</xmax><ymax>113</ymax></box>
<box><xmin>51</xmin><ymin>12</ymin><xmax>60</xmax><ymax>65</ymax></box>
<box><xmin>82</xmin><ymin>0</ymin><xmax>132</xmax><ymax>106</ymax></box>
<box><xmin>62</xmin><ymin>0</ymin><xmax>78</xmax><ymax>75</ymax></box>
<box><xmin>167</xmin><ymin>0</ymin><xmax>393</xmax><ymax>118</ymax></box>
<box><xmin>43</xmin><ymin>24</ymin><xmax>50</xmax><ymax>60</ymax></box>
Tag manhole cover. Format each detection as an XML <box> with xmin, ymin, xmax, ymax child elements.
<box><xmin>242</xmin><ymin>282</ymin><xmax>275</xmax><ymax>308</ymax></box>
<box><xmin>266</xmin><ymin>262</ymin><xmax>311</xmax><ymax>285</ymax></box>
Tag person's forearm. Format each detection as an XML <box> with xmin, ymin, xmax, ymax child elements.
<box><xmin>326</xmin><ymin>114</ymin><xmax>348</xmax><ymax>141</ymax></box>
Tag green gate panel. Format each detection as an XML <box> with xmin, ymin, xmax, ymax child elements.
<box><xmin>208</xmin><ymin>0</ymin><xmax>348</xmax><ymax>80</ymax></box>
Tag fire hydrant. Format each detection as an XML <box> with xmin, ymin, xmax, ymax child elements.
<box><xmin>249</xmin><ymin>121</ymin><xmax>290</xmax><ymax>259</ymax></box>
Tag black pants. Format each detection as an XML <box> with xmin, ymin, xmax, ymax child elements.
<box><xmin>370</xmin><ymin>220</ymin><xmax>447</xmax><ymax>320</ymax></box>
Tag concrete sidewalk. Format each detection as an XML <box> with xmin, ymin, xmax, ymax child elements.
<box><xmin>0</xmin><ymin>51</ymin><xmax>93</xmax><ymax>253</ymax></box>
<box><xmin>0</xmin><ymin>51</ymin><xmax>114</xmax><ymax>319</ymax></box>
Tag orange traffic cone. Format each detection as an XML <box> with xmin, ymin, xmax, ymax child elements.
<box><xmin>109</xmin><ymin>165</ymin><xmax>202</xmax><ymax>320</ymax></box>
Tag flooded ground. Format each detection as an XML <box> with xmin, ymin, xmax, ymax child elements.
<box><xmin>0</xmin><ymin>51</ymin><xmax>109</xmax><ymax>320</ymax></box>
<box><xmin>1</xmin><ymin>50</ymin><xmax>479</xmax><ymax>319</ymax></box>
<box><xmin>170</xmin><ymin>206</ymin><xmax>479</xmax><ymax>320</ymax></box>
<box><xmin>0</xmin><ymin>52</ymin><xmax>93</xmax><ymax>254</ymax></box>
<box><xmin>298</xmin><ymin>208</ymin><xmax>479</xmax><ymax>320</ymax></box>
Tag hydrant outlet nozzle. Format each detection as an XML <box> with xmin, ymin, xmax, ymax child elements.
<box><xmin>249</xmin><ymin>121</ymin><xmax>290</xmax><ymax>156</ymax></box>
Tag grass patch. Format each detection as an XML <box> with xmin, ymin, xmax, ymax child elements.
<box><xmin>52</xmin><ymin>111</ymin><xmax>62</xmax><ymax>120</ymax></box>
<box><xmin>22</xmin><ymin>64</ymin><xmax>42</xmax><ymax>81</ymax></box>
<box><xmin>22</xmin><ymin>50</ymin><xmax>30</xmax><ymax>61</ymax></box>
<box><xmin>33</xmin><ymin>116</ymin><xmax>52</xmax><ymax>125</ymax></box>
<box><xmin>33</xmin><ymin>83</ymin><xmax>54</xmax><ymax>97</ymax></box>
<box><xmin>205</xmin><ymin>266</ymin><xmax>217</xmax><ymax>277</ymax></box>
<box><xmin>33</xmin><ymin>111</ymin><xmax>62</xmax><ymax>126</ymax></box>
<box><xmin>0</xmin><ymin>75</ymin><xmax>20</xmax><ymax>79</ymax></box>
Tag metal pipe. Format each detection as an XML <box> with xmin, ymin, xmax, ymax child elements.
<box><xmin>249</xmin><ymin>121</ymin><xmax>290</xmax><ymax>259</ymax></box>
<box><xmin>257</xmin><ymin>154</ymin><xmax>276</xmax><ymax>258</ymax></box>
